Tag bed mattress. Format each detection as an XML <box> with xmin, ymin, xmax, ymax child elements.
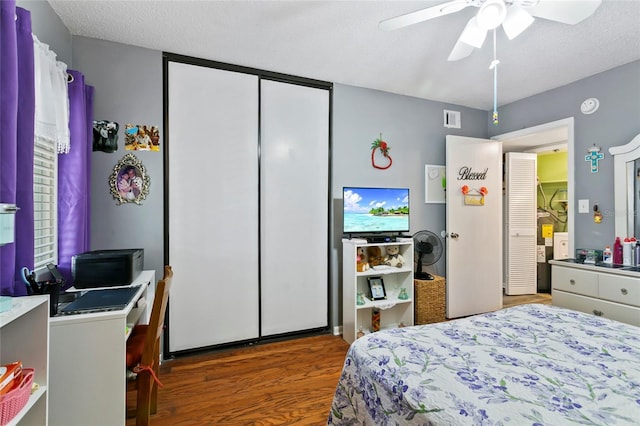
<box><xmin>329</xmin><ymin>303</ymin><xmax>640</xmax><ymax>425</ymax></box>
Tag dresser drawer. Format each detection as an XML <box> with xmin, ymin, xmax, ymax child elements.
<box><xmin>551</xmin><ymin>266</ymin><xmax>598</xmax><ymax>297</ymax></box>
<box><xmin>597</xmin><ymin>273</ymin><xmax>640</xmax><ymax>307</ymax></box>
<box><xmin>553</xmin><ymin>290</ymin><xmax>640</xmax><ymax>327</ymax></box>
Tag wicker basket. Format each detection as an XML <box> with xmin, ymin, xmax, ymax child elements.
<box><xmin>0</xmin><ymin>368</ymin><xmax>34</xmax><ymax>426</ymax></box>
<box><xmin>414</xmin><ymin>276</ymin><xmax>446</xmax><ymax>324</ymax></box>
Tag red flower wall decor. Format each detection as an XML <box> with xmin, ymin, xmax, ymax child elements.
<box><xmin>371</xmin><ymin>133</ymin><xmax>392</xmax><ymax>170</ymax></box>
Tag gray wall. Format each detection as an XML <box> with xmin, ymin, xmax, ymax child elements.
<box><xmin>331</xmin><ymin>84</ymin><xmax>487</xmax><ymax>327</ymax></box>
<box><xmin>17</xmin><ymin>0</ymin><xmax>71</xmax><ymax>66</ymax></box>
<box><xmin>72</xmin><ymin>37</ymin><xmax>165</xmax><ymax>283</ymax></box>
<box><xmin>21</xmin><ymin>0</ymin><xmax>640</xmax><ymax>330</ymax></box>
<box><xmin>488</xmin><ymin>60</ymin><xmax>640</xmax><ymax>251</ymax></box>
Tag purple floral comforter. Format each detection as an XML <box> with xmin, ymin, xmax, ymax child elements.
<box><xmin>329</xmin><ymin>304</ymin><xmax>640</xmax><ymax>425</ymax></box>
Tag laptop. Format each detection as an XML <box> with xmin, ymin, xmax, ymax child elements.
<box><xmin>60</xmin><ymin>285</ymin><xmax>141</xmax><ymax>315</ymax></box>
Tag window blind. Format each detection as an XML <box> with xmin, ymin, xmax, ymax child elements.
<box><xmin>33</xmin><ymin>137</ymin><xmax>58</xmax><ymax>269</ymax></box>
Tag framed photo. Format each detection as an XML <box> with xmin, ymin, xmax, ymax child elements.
<box><xmin>425</xmin><ymin>164</ymin><xmax>446</xmax><ymax>204</ymax></box>
<box><xmin>367</xmin><ymin>276</ymin><xmax>387</xmax><ymax>300</ymax></box>
<box><xmin>109</xmin><ymin>153</ymin><xmax>150</xmax><ymax>205</ymax></box>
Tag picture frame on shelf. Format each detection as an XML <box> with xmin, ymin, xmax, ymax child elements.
<box><xmin>367</xmin><ymin>276</ymin><xmax>387</xmax><ymax>300</ymax></box>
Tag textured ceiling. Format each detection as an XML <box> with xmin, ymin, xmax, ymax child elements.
<box><xmin>47</xmin><ymin>0</ymin><xmax>640</xmax><ymax>110</ymax></box>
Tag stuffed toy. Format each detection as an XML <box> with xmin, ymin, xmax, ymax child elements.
<box><xmin>366</xmin><ymin>246</ymin><xmax>385</xmax><ymax>267</ymax></box>
<box><xmin>385</xmin><ymin>245</ymin><xmax>405</xmax><ymax>268</ymax></box>
<box><xmin>356</xmin><ymin>247</ymin><xmax>369</xmax><ymax>272</ymax></box>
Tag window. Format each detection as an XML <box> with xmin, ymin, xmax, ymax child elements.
<box><xmin>33</xmin><ymin>137</ymin><xmax>58</xmax><ymax>269</ymax></box>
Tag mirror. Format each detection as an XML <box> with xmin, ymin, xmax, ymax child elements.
<box><xmin>609</xmin><ymin>133</ymin><xmax>640</xmax><ymax>239</ymax></box>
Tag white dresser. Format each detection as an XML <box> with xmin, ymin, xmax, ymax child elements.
<box><xmin>550</xmin><ymin>259</ymin><xmax>640</xmax><ymax>326</ymax></box>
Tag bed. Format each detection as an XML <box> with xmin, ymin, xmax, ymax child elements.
<box><xmin>328</xmin><ymin>304</ymin><xmax>640</xmax><ymax>425</ymax></box>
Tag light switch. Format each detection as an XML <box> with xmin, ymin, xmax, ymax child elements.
<box><xmin>578</xmin><ymin>199</ymin><xmax>589</xmax><ymax>213</ymax></box>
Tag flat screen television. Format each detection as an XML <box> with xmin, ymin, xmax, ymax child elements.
<box><xmin>343</xmin><ymin>187</ymin><xmax>410</xmax><ymax>235</ymax></box>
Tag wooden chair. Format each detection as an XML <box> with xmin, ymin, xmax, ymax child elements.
<box><xmin>126</xmin><ymin>265</ymin><xmax>173</xmax><ymax>426</ymax></box>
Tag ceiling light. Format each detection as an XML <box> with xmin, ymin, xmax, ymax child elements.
<box><xmin>502</xmin><ymin>6</ymin><xmax>535</xmax><ymax>39</ymax></box>
<box><xmin>477</xmin><ymin>0</ymin><xmax>507</xmax><ymax>30</ymax></box>
<box><xmin>459</xmin><ymin>17</ymin><xmax>487</xmax><ymax>48</ymax></box>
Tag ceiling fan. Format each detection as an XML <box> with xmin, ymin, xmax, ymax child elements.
<box><xmin>379</xmin><ymin>0</ymin><xmax>602</xmax><ymax>61</ymax></box>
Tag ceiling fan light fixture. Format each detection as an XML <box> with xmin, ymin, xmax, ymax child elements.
<box><xmin>477</xmin><ymin>0</ymin><xmax>507</xmax><ymax>30</ymax></box>
<box><xmin>459</xmin><ymin>16</ymin><xmax>487</xmax><ymax>48</ymax></box>
<box><xmin>502</xmin><ymin>5</ymin><xmax>535</xmax><ymax>39</ymax></box>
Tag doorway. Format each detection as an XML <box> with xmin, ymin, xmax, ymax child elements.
<box><xmin>493</xmin><ymin>117</ymin><xmax>574</xmax><ymax>294</ymax></box>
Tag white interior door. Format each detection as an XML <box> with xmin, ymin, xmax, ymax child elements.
<box><xmin>504</xmin><ymin>152</ymin><xmax>537</xmax><ymax>295</ymax></box>
<box><xmin>260</xmin><ymin>80</ymin><xmax>329</xmax><ymax>336</ymax></box>
<box><xmin>168</xmin><ymin>62</ymin><xmax>260</xmax><ymax>352</ymax></box>
<box><xmin>446</xmin><ymin>135</ymin><xmax>503</xmax><ymax>318</ymax></box>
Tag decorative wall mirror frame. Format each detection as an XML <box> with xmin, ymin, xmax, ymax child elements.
<box><xmin>609</xmin><ymin>133</ymin><xmax>640</xmax><ymax>238</ymax></box>
<box><xmin>109</xmin><ymin>153</ymin><xmax>150</xmax><ymax>205</ymax></box>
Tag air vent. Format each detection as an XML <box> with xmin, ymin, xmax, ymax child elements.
<box><xmin>444</xmin><ymin>110</ymin><xmax>461</xmax><ymax>129</ymax></box>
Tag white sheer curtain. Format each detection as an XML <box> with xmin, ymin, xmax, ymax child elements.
<box><xmin>33</xmin><ymin>35</ymin><xmax>69</xmax><ymax>153</ymax></box>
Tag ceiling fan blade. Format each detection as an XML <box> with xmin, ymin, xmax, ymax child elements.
<box><xmin>379</xmin><ymin>0</ymin><xmax>471</xmax><ymax>31</ymax></box>
<box><xmin>458</xmin><ymin>16</ymin><xmax>487</xmax><ymax>48</ymax></box>
<box><xmin>525</xmin><ymin>0</ymin><xmax>602</xmax><ymax>25</ymax></box>
<box><xmin>448</xmin><ymin>39</ymin><xmax>475</xmax><ymax>61</ymax></box>
<box><xmin>502</xmin><ymin>5</ymin><xmax>535</xmax><ymax>39</ymax></box>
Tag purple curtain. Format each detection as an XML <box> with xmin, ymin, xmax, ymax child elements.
<box><xmin>1</xmin><ymin>2</ymin><xmax>35</xmax><ymax>296</ymax></box>
<box><xmin>58</xmin><ymin>71</ymin><xmax>93</xmax><ymax>287</ymax></box>
<box><xmin>14</xmin><ymin>6</ymin><xmax>36</xmax><ymax>296</ymax></box>
<box><xmin>0</xmin><ymin>2</ymin><xmax>92</xmax><ymax>294</ymax></box>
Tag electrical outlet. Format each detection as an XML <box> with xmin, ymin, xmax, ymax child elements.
<box><xmin>578</xmin><ymin>199</ymin><xmax>589</xmax><ymax>213</ymax></box>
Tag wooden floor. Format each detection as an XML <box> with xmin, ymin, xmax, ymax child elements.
<box><xmin>503</xmin><ymin>291</ymin><xmax>551</xmax><ymax>308</ymax></box>
<box><xmin>126</xmin><ymin>293</ymin><xmax>551</xmax><ymax>425</ymax></box>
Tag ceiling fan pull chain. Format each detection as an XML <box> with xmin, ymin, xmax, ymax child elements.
<box><xmin>491</xmin><ymin>28</ymin><xmax>499</xmax><ymax>125</ymax></box>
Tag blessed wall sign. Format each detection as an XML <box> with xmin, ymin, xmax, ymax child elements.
<box><xmin>456</xmin><ymin>166</ymin><xmax>488</xmax><ymax>180</ymax></box>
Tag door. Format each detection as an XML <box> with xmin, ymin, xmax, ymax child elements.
<box><xmin>504</xmin><ymin>152</ymin><xmax>537</xmax><ymax>295</ymax></box>
<box><xmin>445</xmin><ymin>135</ymin><xmax>503</xmax><ymax>318</ymax></box>
<box><xmin>260</xmin><ymin>80</ymin><xmax>329</xmax><ymax>336</ymax></box>
<box><xmin>167</xmin><ymin>62</ymin><xmax>260</xmax><ymax>352</ymax></box>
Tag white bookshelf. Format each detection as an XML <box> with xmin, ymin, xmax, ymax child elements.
<box><xmin>342</xmin><ymin>238</ymin><xmax>414</xmax><ymax>344</ymax></box>
<box><xmin>0</xmin><ymin>295</ymin><xmax>49</xmax><ymax>425</ymax></box>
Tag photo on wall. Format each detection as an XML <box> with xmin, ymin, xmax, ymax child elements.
<box><xmin>109</xmin><ymin>153</ymin><xmax>150</xmax><ymax>205</ymax></box>
<box><xmin>124</xmin><ymin>123</ymin><xmax>160</xmax><ymax>152</ymax></box>
<box><xmin>92</xmin><ymin>120</ymin><xmax>119</xmax><ymax>153</ymax></box>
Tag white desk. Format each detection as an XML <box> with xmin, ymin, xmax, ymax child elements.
<box><xmin>48</xmin><ymin>270</ymin><xmax>155</xmax><ymax>426</ymax></box>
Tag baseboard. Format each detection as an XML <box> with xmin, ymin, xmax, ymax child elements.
<box><xmin>333</xmin><ymin>325</ymin><xmax>343</xmax><ymax>336</ymax></box>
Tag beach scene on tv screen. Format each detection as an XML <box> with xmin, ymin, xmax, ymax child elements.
<box><xmin>344</xmin><ymin>188</ymin><xmax>409</xmax><ymax>233</ymax></box>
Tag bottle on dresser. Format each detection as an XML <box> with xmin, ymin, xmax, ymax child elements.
<box><xmin>623</xmin><ymin>237</ymin><xmax>636</xmax><ymax>265</ymax></box>
<box><xmin>603</xmin><ymin>246</ymin><xmax>612</xmax><ymax>264</ymax></box>
<box><xmin>613</xmin><ymin>237</ymin><xmax>623</xmax><ymax>265</ymax></box>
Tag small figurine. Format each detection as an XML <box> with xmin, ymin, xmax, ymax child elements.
<box><xmin>366</xmin><ymin>246</ymin><xmax>385</xmax><ymax>267</ymax></box>
<box><xmin>398</xmin><ymin>288</ymin><xmax>408</xmax><ymax>300</ymax></box>
<box><xmin>385</xmin><ymin>245</ymin><xmax>405</xmax><ymax>268</ymax></box>
<box><xmin>356</xmin><ymin>247</ymin><xmax>369</xmax><ymax>272</ymax></box>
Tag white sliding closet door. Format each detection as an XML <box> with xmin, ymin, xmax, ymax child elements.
<box><xmin>168</xmin><ymin>62</ymin><xmax>260</xmax><ymax>351</ymax></box>
<box><xmin>260</xmin><ymin>80</ymin><xmax>329</xmax><ymax>336</ymax></box>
